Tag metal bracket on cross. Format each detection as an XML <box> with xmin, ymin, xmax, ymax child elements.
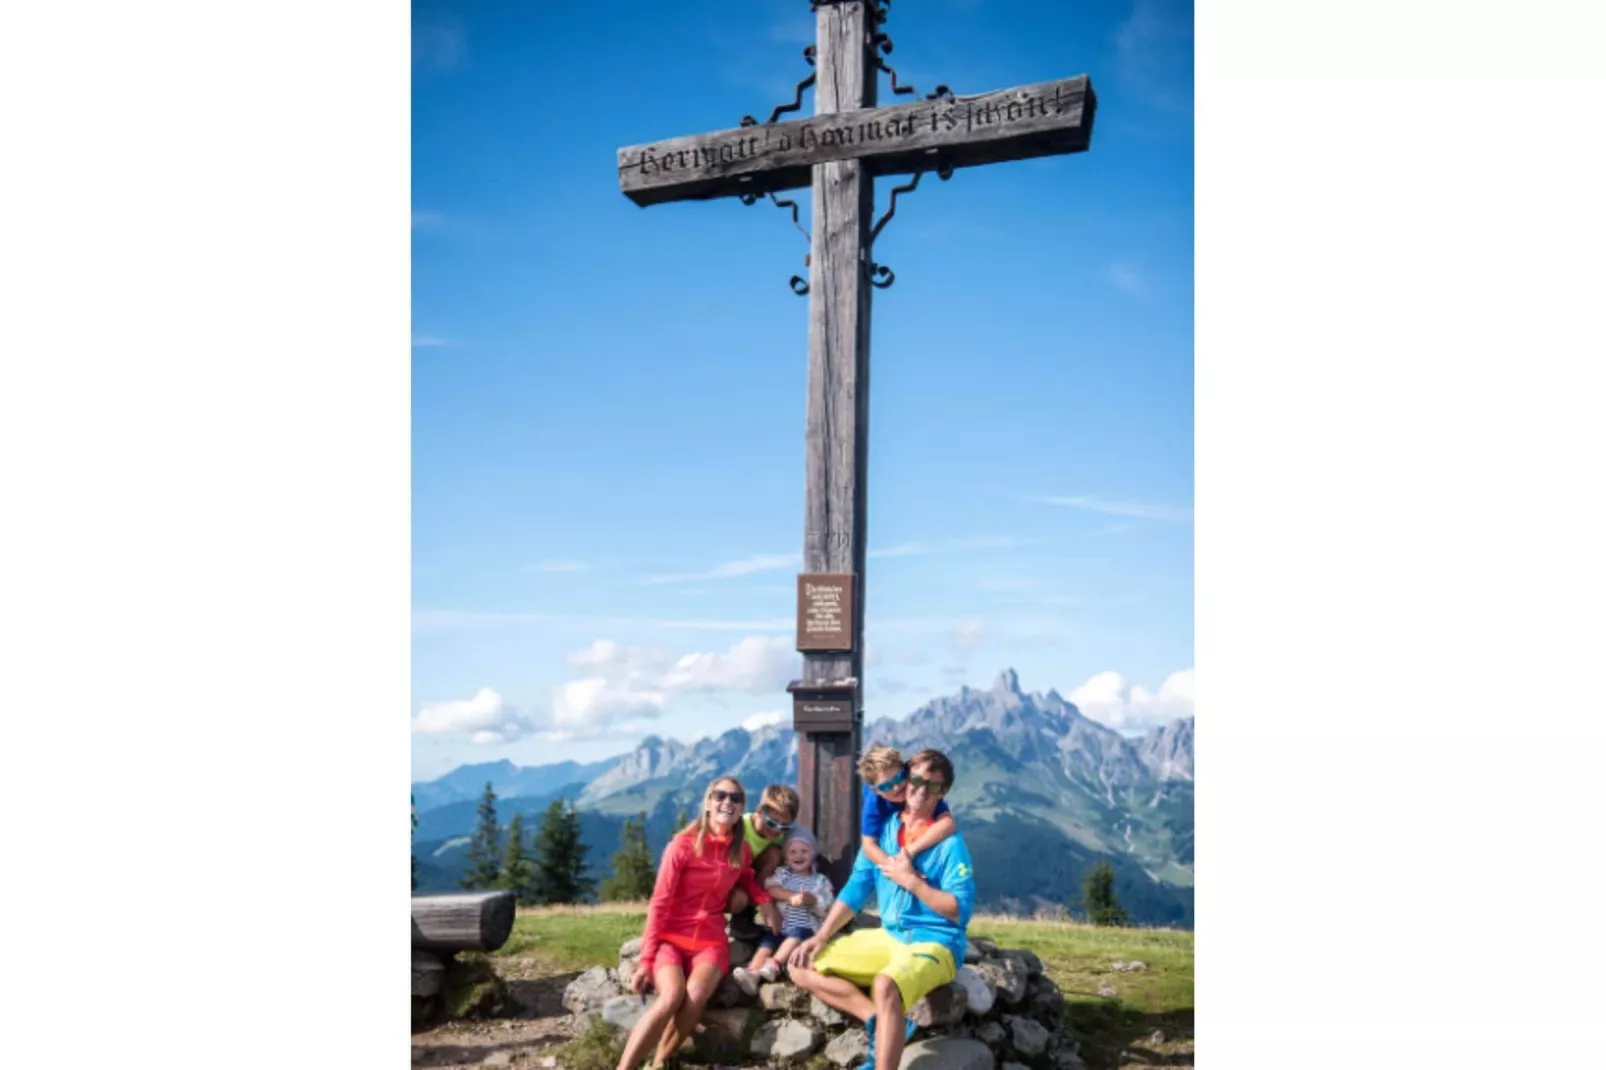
<box><xmin>864</xmin><ymin>159</ymin><xmax>954</xmax><ymax>290</ymax></box>
<box><xmin>736</xmin><ymin>43</ymin><xmax>819</xmax><ymax>294</ymax></box>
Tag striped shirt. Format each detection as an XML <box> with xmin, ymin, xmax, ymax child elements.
<box><xmin>768</xmin><ymin>867</ymin><xmax>835</xmax><ymax>931</ymax></box>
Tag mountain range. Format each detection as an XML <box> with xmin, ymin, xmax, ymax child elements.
<box><xmin>411</xmin><ymin>669</ymin><xmax>1195</xmax><ymax>927</ymax></box>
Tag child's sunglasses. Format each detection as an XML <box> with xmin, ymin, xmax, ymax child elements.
<box><xmin>759</xmin><ymin>809</ymin><xmax>794</xmax><ymax>834</ymax></box>
<box><xmin>709</xmin><ymin>789</ymin><xmax>745</xmax><ymax>804</ymax></box>
<box><xmin>872</xmin><ymin>767</ymin><xmax>908</xmax><ymax>794</ymax></box>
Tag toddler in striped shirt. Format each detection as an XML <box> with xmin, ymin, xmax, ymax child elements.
<box><xmin>731</xmin><ymin>826</ymin><xmax>835</xmax><ymax>994</ymax></box>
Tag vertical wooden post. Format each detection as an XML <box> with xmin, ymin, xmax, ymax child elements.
<box><xmin>798</xmin><ymin>0</ymin><xmax>876</xmax><ymax>891</ymax></box>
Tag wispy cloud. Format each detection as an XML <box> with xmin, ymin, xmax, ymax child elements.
<box><xmin>1028</xmin><ymin>494</ymin><xmax>1192</xmax><ymax>524</ymax></box>
<box><xmin>1112</xmin><ymin>0</ymin><xmax>1193</xmax><ymax>115</ymax></box>
<box><xmin>412</xmin><ymin>335</ymin><xmax>457</xmax><ymax>349</ymax></box>
<box><xmin>871</xmin><ymin>535</ymin><xmax>1034</xmax><ymax>559</ymax></box>
<box><xmin>1102</xmin><ymin>261</ymin><xmax>1149</xmax><ymax>299</ymax></box>
<box><xmin>412</xmin><ymin>209</ymin><xmax>448</xmax><ymax>231</ymax></box>
<box><xmin>641</xmin><ymin>552</ymin><xmax>800</xmax><ymax>585</ymax></box>
<box><xmin>525</xmin><ymin>560</ymin><xmax>590</xmax><ymax>574</ymax></box>
<box><xmin>413</xmin><ymin>609</ymin><xmax>791</xmax><ymax>635</ymax></box>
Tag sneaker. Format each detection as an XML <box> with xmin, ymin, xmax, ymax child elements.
<box><xmin>756</xmin><ymin>961</ymin><xmax>781</xmax><ymax>983</ymax></box>
<box><xmin>730</xmin><ymin>967</ymin><xmax>760</xmax><ymax>997</ymax></box>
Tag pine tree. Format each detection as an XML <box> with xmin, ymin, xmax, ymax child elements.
<box><xmin>1080</xmin><ymin>858</ymin><xmax>1129</xmax><ymax>927</ymax></box>
<box><xmin>497</xmin><ymin>812</ymin><xmax>539</xmax><ymax>904</ymax></box>
<box><xmin>533</xmin><ymin>799</ymin><xmax>594</xmax><ymax>904</ymax></box>
<box><xmin>411</xmin><ymin>793</ymin><xmax>419</xmax><ymax>892</ymax></box>
<box><xmin>460</xmin><ymin>782</ymin><xmax>503</xmax><ymax>890</ymax></box>
<box><xmin>675</xmin><ymin>806</ymin><xmax>690</xmax><ymax>831</ymax></box>
<box><xmin>600</xmin><ymin>811</ymin><xmax>656</xmax><ymax>902</ymax></box>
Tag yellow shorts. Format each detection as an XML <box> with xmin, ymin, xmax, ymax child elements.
<box><xmin>812</xmin><ymin>927</ymin><xmax>957</xmax><ymax>1010</ymax></box>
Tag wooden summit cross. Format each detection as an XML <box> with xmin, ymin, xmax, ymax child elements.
<box><xmin>616</xmin><ymin>0</ymin><xmax>1095</xmax><ymax>888</ymax></box>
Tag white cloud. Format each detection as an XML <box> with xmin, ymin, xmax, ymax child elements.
<box><xmin>661</xmin><ymin>635</ymin><xmax>797</xmax><ymax>694</ymax></box>
<box><xmin>549</xmin><ymin>635</ymin><xmax>798</xmax><ymax>731</ymax></box>
<box><xmin>870</xmin><ymin>535</ymin><xmax>1032</xmax><ymax>559</ymax></box>
<box><xmin>742</xmin><ymin>709</ymin><xmax>785</xmax><ymax>732</ymax></box>
<box><xmin>641</xmin><ymin>553</ymin><xmax>800</xmax><ymax>585</ymax></box>
<box><xmin>411</xmin><ymin>335</ymin><xmax>456</xmax><ymax>348</ymax></box>
<box><xmin>411</xmin><ymin>688</ymin><xmax>535</xmax><ymax>744</ymax></box>
<box><xmin>551</xmin><ymin>677</ymin><xmax>667</xmax><ymax>727</ymax></box>
<box><xmin>951</xmin><ymin>619</ymin><xmax>986</xmax><ymax>653</ymax></box>
<box><xmin>1028</xmin><ymin>494</ymin><xmax>1192</xmax><ymax>523</ymax></box>
<box><xmin>1068</xmin><ymin>668</ymin><xmax>1195</xmax><ymax>732</ymax></box>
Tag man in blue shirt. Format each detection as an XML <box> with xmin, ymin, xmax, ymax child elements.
<box><xmin>789</xmin><ymin>749</ymin><xmax>977</xmax><ymax>1070</ymax></box>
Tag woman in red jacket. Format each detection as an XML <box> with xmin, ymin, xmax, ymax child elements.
<box><xmin>617</xmin><ymin>775</ymin><xmax>782</xmax><ymax>1070</ymax></box>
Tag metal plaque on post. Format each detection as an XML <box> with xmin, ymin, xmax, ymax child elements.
<box><xmin>796</xmin><ymin>572</ymin><xmax>855</xmax><ymax>653</ymax></box>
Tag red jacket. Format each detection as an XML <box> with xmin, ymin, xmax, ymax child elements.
<box><xmin>639</xmin><ymin>828</ymin><xmax>771</xmax><ymax>974</ymax></box>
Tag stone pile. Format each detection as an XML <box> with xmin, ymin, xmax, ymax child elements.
<box><xmin>562</xmin><ymin>933</ymin><xmax>1086</xmax><ymax>1070</ymax></box>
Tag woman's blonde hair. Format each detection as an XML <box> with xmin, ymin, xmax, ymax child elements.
<box><xmin>680</xmin><ymin>774</ymin><xmax>748</xmax><ymax>868</ymax></box>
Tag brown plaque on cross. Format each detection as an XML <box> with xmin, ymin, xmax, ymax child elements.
<box><xmin>796</xmin><ymin>573</ymin><xmax>854</xmax><ymax>652</ymax></box>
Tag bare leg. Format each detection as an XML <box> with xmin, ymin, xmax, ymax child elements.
<box><xmin>746</xmin><ymin>946</ymin><xmax>774</xmax><ymax>973</ymax></box>
<box><xmin>790</xmin><ymin>966</ymin><xmax>875</xmax><ymax>1023</ymax></box>
<box><xmin>615</xmin><ymin>964</ymin><xmax>686</xmax><ymax>1070</ymax></box>
<box><xmin>872</xmin><ymin>975</ymin><xmax>906</xmax><ymax>1070</ymax></box>
<box><xmin>771</xmin><ymin>937</ymin><xmax>800</xmax><ymax>972</ymax></box>
<box><xmin>655</xmin><ymin>961</ymin><xmax>722</xmax><ymax>1064</ymax></box>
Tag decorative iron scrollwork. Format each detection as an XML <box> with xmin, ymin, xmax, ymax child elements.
<box><xmin>868</xmin><ymin>264</ymin><xmax>895</xmax><ymax>289</ymax></box>
<box><xmin>926</xmin><ymin>84</ymin><xmax>955</xmax><ymax>103</ymax></box>
<box><xmin>790</xmin><ymin>275</ymin><xmax>810</xmax><ymax>296</ymax></box>
<box><xmin>872</xmin><ymin>33</ymin><xmax>918</xmax><ymax>98</ymax></box>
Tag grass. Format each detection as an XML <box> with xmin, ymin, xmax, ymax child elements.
<box><xmin>512</xmin><ymin>903</ymin><xmax>1193</xmax><ymax>1069</ymax></box>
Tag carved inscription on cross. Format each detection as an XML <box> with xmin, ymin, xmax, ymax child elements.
<box><xmin>615</xmin><ymin>0</ymin><xmax>1096</xmax><ymax>888</ymax></box>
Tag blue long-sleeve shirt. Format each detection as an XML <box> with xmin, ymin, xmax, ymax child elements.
<box><xmin>838</xmin><ymin>812</ymin><xmax>976</xmax><ymax>965</ymax></box>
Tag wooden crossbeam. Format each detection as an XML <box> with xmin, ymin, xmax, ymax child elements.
<box><xmin>618</xmin><ymin>76</ymin><xmax>1095</xmax><ymax>207</ymax></box>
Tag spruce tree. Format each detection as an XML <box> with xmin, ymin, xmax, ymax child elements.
<box><xmin>601</xmin><ymin>811</ymin><xmax>656</xmax><ymax>902</ymax></box>
<box><xmin>460</xmin><ymin>782</ymin><xmax>503</xmax><ymax>890</ymax></box>
<box><xmin>533</xmin><ymin>799</ymin><xmax>594</xmax><ymax>904</ymax></box>
<box><xmin>411</xmin><ymin>793</ymin><xmax>419</xmax><ymax>892</ymax></box>
<box><xmin>497</xmin><ymin>812</ymin><xmax>539</xmax><ymax>905</ymax></box>
<box><xmin>1080</xmin><ymin>858</ymin><xmax>1129</xmax><ymax>927</ymax></box>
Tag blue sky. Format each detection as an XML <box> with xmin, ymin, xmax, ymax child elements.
<box><xmin>411</xmin><ymin>0</ymin><xmax>1194</xmax><ymax>781</ymax></box>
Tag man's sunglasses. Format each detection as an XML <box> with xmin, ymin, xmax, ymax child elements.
<box><xmin>907</xmin><ymin>772</ymin><xmax>948</xmax><ymax>796</ymax></box>
<box><xmin>759</xmin><ymin>810</ymin><xmax>794</xmax><ymax>834</ymax></box>
<box><xmin>872</xmin><ymin>768</ymin><xmax>908</xmax><ymax>794</ymax></box>
<box><xmin>709</xmin><ymin>789</ymin><xmax>745</xmax><ymax>805</ymax></box>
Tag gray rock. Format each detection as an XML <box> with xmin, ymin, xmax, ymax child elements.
<box><xmin>1024</xmin><ymin>976</ymin><xmax>1064</xmax><ymax>1024</ymax></box>
<box><xmin>975</xmin><ymin>1021</ymin><xmax>1006</xmax><ymax>1048</ymax></box>
<box><xmin>810</xmin><ymin>996</ymin><xmax>848</xmax><ymax>1027</ymax></box>
<box><xmin>974</xmin><ymin>958</ymin><xmax>1029</xmax><ymax>1005</ymax></box>
<box><xmin>1004</xmin><ymin>1016</ymin><xmax>1049</xmax><ymax>1058</ymax></box>
<box><xmin>710</xmin><ymin>972</ymin><xmax>752</xmax><ymax>1009</ymax></box>
<box><xmin>953</xmin><ymin>966</ymin><xmax>994</xmax><ymax>1018</ymax></box>
<box><xmin>899</xmin><ymin>1036</ymin><xmax>996</xmax><ymax>1070</ymax></box>
<box><xmin>910</xmin><ymin>983</ymin><xmax>969</xmax><ymax>1029</ymax></box>
<box><xmin>1002</xmin><ymin>1062</ymin><xmax>1031</xmax><ymax>1070</ymax></box>
<box><xmin>964</xmin><ymin>941</ymin><xmax>983</xmax><ymax>965</ymax></box>
<box><xmin>411</xmin><ymin>950</ymin><xmax>445</xmax><ymax>998</ymax></box>
<box><xmin>1109</xmin><ymin>959</ymin><xmax>1147</xmax><ymax>973</ymax></box>
<box><xmin>1096</xmin><ymin>983</ymin><xmax>1117</xmax><ymax>998</ymax></box>
<box><xmin>970</xmin><ymin>938</ymin><xmax>998</xmax><ymax>956</ymax></box>
<box><xmin>1012</xmin><ymin>950</ymin><xmax>1044</xmax><ymax>976</ymax></box>
<box><xmin>1050</xmin><ymin>1052</ymin><xmax>1087</xmax><ymax>1070</ymax></box>
<box><xmin>600</xmin><ymin>994</ymin><xmax>654</xmax><ymax>1033</ymax></box>
<box><xmin>483</xmin><ymin>1053</ymin><xmax>516</xmax><ymax>1068</ymax></box>
<box><xmin>562</xmin><ymin>966</ymin><xmax>622</xmax><ymax>1015</ymax></box>
<box><xmin>759</xmin><ymin>981</ymin><xmax>812</xmax><ymax>1014</ymax></box>
<box><xmin>694</xmin><ymin>1007</ymin><xmax>761</xmax><ymax>1061</ymax></box>
<box><xmin>728</xmin><ymin>937</ymin><xmax>757</xmax><ymax>970</ymax></box>
<box><xmin>617</xmin><ymin>937</ymin><xmax>642</xmax><ymax>978</ymax></box>
<box><xmin>751</xmin><ymin>1018</ymin><xmax>825</xmax><ymax>1061</ymax></box>
<box><xmin>825</xmin><ymin>1029</ymin><xmax>872</xmax><ymax>1068</ymax></box>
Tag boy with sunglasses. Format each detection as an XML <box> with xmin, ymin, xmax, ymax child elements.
<box><xmin>727</xmin><ymin>783</ymin><xmax>800</xmax><ymax>940</ymax></box>
<box><xmin>858</xmin><ymin>745</ymin><xmax>956</xmax><ymax>871</ymax></box>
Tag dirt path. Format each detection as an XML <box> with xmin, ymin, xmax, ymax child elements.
<box><xmin>412</xmin><ymin>961</ymin><xmax>580</xmax><ymax>1069</ymax></box>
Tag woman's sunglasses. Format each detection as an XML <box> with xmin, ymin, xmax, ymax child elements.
<box><xmin>907</xmin><ymin>772</ymin><xmax>948</xmax><ymax>796</ymax></box>
<box><xmin>709</xmin><ymin>789</ymin><xmax>745</xmax><ymax>805</ymax></box>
